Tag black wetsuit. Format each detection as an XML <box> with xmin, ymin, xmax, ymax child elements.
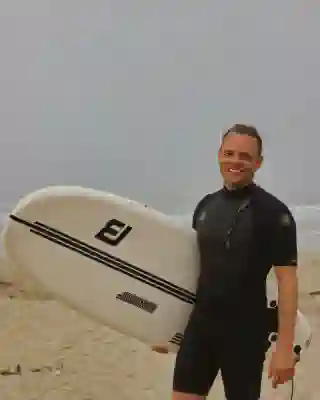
<box><xmin>173</xmin><ymin>183</ymin><xmax>297</xmax><ymax>399</ymax></box>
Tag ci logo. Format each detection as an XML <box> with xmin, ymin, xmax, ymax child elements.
<box><xmin>95</xmin><ymin>219</ymin><xmax>132</xmax><ymax>246</ymax></box>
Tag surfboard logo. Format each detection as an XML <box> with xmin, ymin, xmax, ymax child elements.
<box><xmin>95</xmin><ymin>218</ymin><xmax>132</xmax><ymax>246</ymax></box>
<box><xmin>116</xmin><ymin>291</ymin><xmax>158</xmax><ymax>314</ymax></box>
<box><xmin>198</xmin><ymin>211</ymin><xmax>206</xmax><ymax>222</ymax></box>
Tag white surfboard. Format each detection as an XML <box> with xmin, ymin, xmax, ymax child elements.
<box><xmin>1</xmin><ymin>186</ymin><xmax>312</xmax><ymax>357</ymax></box>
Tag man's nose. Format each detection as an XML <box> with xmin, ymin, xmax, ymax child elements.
<box><xmin>229</xmin><ymin>153</ymin><xmax>243</xmax><ymax>164</ymax></box>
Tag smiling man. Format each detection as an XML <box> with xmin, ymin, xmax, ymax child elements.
<box><xmin>153</xmin><ymin>124</ymin><xmax>298</xmax><ymax>400</ymax></box>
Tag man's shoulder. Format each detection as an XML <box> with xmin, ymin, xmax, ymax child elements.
<box><xmin>192</xmin><ymin>189</ymin><xmax>223</xmax><ymax>229</ymax></box>
<box><xmin>195</xmin><ymin>189</ymin><xmax>223</xmax><ymax>207</ymax></box>
<box><xmin>253</xmin><ymin>185</ymin><xmax>294</xmax><ymax>219</ymax></box>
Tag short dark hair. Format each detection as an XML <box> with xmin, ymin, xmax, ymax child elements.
<box><xmin>222</xmin><ymin>123</ymin><xmax>263</xmax><ymax>157</ymax></box>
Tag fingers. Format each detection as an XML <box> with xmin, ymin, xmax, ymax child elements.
<box><xmin>270</xmin><ymin>368</ymin><xmax>295</xmax><ymax>388</ymax></box>
<box><xmin>272</xmin><ymin>377</ymin><xmax>279</xmax><ymax>389</ymax></box>
<box><xmin>272</xmin><ymin>374</ymin><xmax>285</xmax><ymax>389</ymax></box>
<box><xmin>151</xmin><ymin>345</ymin><xmax>169</xmax><ymax>354</ymax></box>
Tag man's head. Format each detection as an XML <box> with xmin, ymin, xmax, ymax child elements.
<box><xmin>218</xmin><ymin>124</ymin><xmax>263</xmax><ymax>188</ymax></box>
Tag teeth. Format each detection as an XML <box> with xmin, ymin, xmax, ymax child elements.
<box><xmin>229</xmin><ymin>168</ymin><xmax>241</xmax><ymax>172</ymax></box>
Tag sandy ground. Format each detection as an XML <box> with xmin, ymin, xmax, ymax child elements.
<box><xmin>0</xmin><ymin>253</ymin><xmax>319</xmax><ymax>400</ymax></box>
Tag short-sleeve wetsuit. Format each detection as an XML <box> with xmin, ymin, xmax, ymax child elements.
<box><xmin>173</xmin><ymin>183</ymin><xmax>297</xmax><ymax>399</ymax></box>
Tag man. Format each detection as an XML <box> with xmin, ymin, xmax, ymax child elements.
<box><xmin>153</xmin><ymin>124</ymin><xmax>298</xmax><ymax>399</ymax></box>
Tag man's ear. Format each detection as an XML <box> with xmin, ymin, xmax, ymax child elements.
<box><xmin>256</xmin><ymin>155</ymin><xmax>263</xmax><ymax>169</ymax></box>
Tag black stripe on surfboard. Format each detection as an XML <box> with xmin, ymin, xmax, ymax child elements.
<box><xmin>169</xmin><ymin>332</ymin><xmax>184</xmax><ymax>345</ymax></box>
<box><xmin>9</xmin><ymin>214</ymin><xmax>197</xmax><ymax>305</ymax></box>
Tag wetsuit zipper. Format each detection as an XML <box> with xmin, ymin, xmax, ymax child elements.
<box><xmin>225</xmin><ymin>198</ymin><xmax>251</xmax><ymax>250</ymax></box>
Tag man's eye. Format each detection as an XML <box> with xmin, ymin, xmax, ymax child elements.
<box><xmin>239</xmin><ymin>154</ymin><xmax>252</xmax><ymax>161</ymax></box>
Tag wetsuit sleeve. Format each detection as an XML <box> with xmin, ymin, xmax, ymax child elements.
<box><xmin>270</xmin><ymin>206</ymin><xmax>298</xmax><ymax>267</ymax></box>
<box><xmin>192</xmin><ymin>194</ymin><xmax>212</xmax><ymax>230</ymax></box>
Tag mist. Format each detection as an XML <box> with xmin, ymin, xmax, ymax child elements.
<box><xmin>1</xmin><ymin>1</ymin><xmax>319</xmax><ymax>216</ymax></box>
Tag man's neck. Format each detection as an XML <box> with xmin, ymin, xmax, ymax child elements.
<box><xmin>223</xmin><ymin>181</ymin><xmax>254</xmax><ymax>191</ymax></box>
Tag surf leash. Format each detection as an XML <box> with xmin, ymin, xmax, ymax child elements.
<box><xmin>288</xmin><ymin>352</ymin><xmax>301</xmax><ymax>400</ymax></box>
<box><xmin>290</xmin><ymin>377</ymin><xmax>295</xmax><ymax>400</ymax></box>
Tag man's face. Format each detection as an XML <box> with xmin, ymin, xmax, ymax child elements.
<box><xmin>218</xmin><ymin>133</ymin><xmax>262</xmax><ymax>187</ymax></box>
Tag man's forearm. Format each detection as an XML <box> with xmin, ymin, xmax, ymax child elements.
<box><xmin>277</xmin><ymin>274</ymin><xmax>298</xmax><ymax>349</ymax></box>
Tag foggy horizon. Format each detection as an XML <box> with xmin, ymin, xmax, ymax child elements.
<box><xmin>1</xmin><ymin>1</ymin><xmax>319</xmax><ymax>216</ymax></box>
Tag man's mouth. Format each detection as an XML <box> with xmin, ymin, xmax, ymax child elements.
<box><xmin>228</xmin><ymin>168</ymin><xmax>244</xmax><ymax>173</ymax></box>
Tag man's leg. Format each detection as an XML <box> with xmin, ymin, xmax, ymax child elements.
<box><xmin>220</xmin><ymin>331</ymin><xmax>269</xmax><ymax>400</ymax></box>
<box><xmin>172</xmin><ymin>320</ymin><xmax>220</xmax><ymax>400</ymax></box>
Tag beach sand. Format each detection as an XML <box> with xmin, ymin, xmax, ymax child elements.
<box><xmin>0</xmin><ymin>253</ymin><xmax>319</xmax><ymax>399</ymax></box>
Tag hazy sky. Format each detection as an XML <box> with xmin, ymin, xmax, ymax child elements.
<box><xmin>1</xmin><ymin>1</ymin><xmax>319</xmax><ymax>215</ymax></box>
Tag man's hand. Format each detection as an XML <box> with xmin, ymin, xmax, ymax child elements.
<box><xmin>151</xmin><ymin>344</ymin><xmax>169</xmax><ymax>354</ymax></box>
<box><xmin>268</xmin><ymin>347</ymin><xmax>296</xmax><ymax>388</ymax></box>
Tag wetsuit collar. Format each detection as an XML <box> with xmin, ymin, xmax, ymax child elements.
<box><xmin>222</xmin><ymin>182</ymin><xmax>256</xmax><ymax>198</ymax></box>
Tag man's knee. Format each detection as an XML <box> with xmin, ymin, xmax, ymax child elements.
<box><xmin>224</xmin><ymin>385</ymin><xmax>262</xmax><ymax>400</ymax></box>
<box><xmin>173</xmin><ymin>361</ymin><xmax>211</xmax><ymax>397</ymax></box>
<box><xmin>172</xmin><ymin>391</ymin><xmax>205</xmax><ymax>400</ymax></box>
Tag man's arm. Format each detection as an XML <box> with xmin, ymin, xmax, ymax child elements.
<box><xmin>271</xmin><ymin>208</ymin><xmax>298</xmax><ymax>351</ymax></box>
<box><xmin>274</xmin><ymin>266</ymin><xmax>298</xmax><ymax>350</ymax></box>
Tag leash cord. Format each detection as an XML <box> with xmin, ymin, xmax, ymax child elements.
<box><xmin>289</xmin><ymin>376</ymin><xmax>295</xmax><ymax>400</ymax></box>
